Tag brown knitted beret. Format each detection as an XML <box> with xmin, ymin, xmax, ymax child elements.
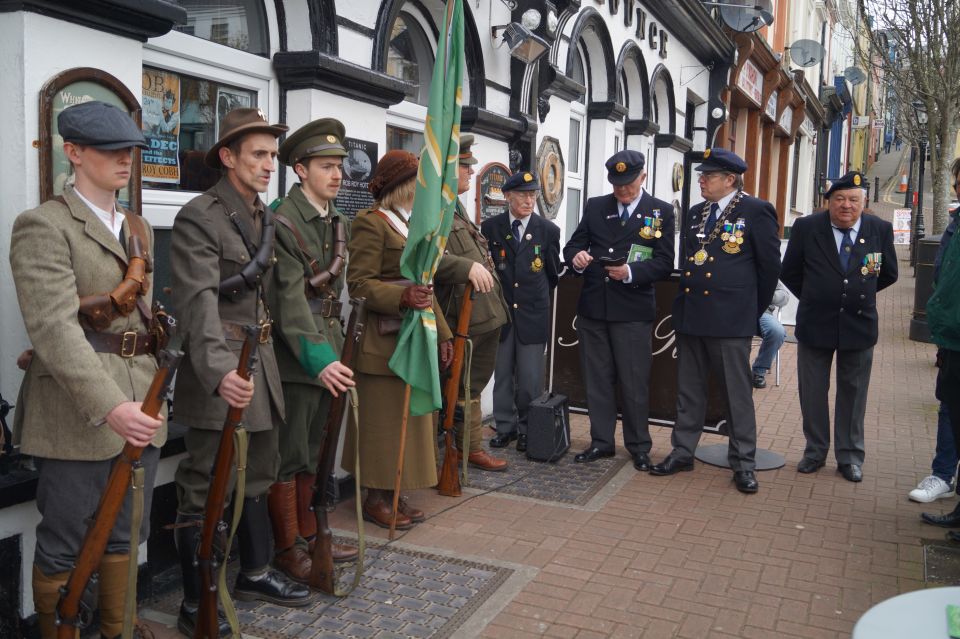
<box><xmin>368</xmin><ymin>150</ymin><xmax>419</xmax><ymax>200</ymax></box>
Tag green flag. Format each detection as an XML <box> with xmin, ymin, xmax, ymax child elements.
<box><xmin>388</xmin><ymin>0</ymin><xmax>465</xmax><ymax>416</ymax></box>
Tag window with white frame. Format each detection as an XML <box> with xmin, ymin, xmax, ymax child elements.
<box><xmin>566</xmin><ymin>44</ymin><xmax>588</xmax><ymax>241</ymax></box>
<box><xmin>170</xmin><ymin>0</ymin><xmax>269</xmax><ymax>56</ymax></box>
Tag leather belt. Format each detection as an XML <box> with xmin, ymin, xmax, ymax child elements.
<box><xmin>307</xmin><ymin>297</ymin><xmax>343</xmax><ymax>318</ymax></box>
<box><xmin>85</xmin><ymin>330</ymin><xmax>157</xmax><ymax>358</ymax></box>
<box><xmin>222</xmin><ymin>320</ymin><xmax>272</xmax><ymax>344</ymax></box>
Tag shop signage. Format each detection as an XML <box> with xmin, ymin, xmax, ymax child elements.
<box><xmin>335</xmin><ymin>137</ymin><xmax>377</xmax><ymax>218</ymax></box>
<box><xmin>893</xmin><ymin>208</ymin><xmax>912</xmax><ymax>245</ymax></box>
<box><xmin>633</xmin><ymin>8</ymin><xmax>669</xmax><ymax>59</ymax></box>
<box><xmin>851</xmin><ymin>115</ymin><xmax>870</xmax><ymax>129</ymax></box>
<box><xmin>536</xmin><ymin>137</ymin><xmax>565</xmax><ymax>220</ymax></box>
<box><xmin>778</xmin><ymin>106</ymin><xmax>793</xmax><ymax>131</ymax></box>
<box><xmin>765</xmin><ymin>91</ymin><xmax>778</xmax><ymax>120</ymax></box>
<box><xmin>801</xmin><ymin>115</ymin><xmax>814</xmax><ymax>135</ymax></box>
<box><xmin>475</xmin><ymin>162</ymin><xmax>511</xmax><ymax>223</ymax></box>
<box><xmin>141</xmin><ymin>69</ymin><xmax>181</xmax><ymax>184</ymax></box>
<box><xmin>736</xmin><ymin>60</ymin><xmax>763</xmax><ymax>106</ymax></box>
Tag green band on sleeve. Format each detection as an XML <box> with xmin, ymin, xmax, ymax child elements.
<box><xmin>297</xmin><ymin>336</ymin><xmax>337</xmax><ymax>378</ymax></box>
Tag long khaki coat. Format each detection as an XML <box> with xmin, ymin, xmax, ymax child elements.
<box><xmin>9</xmin><ymin>185</ymin><xmax>165</xmax><ymax>460</ymax></box>
<box><xmin>342</xmin><ymin>209</ymin><xmax>452</xmax><ymax>489</ymax></box>
<box><xmin>170</xmin><ymin>177</ymin><xmax>283</xmax><ymax>431</ymax></box>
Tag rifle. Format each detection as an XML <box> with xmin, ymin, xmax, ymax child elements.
<box><xmin>56</xmin><ymin>343</ymin><xmax>183</xmax><ymax>638</ymax></box>
<box><xmin>437</xmin><ymin>283</ymin><xmax>475</xmax><ymax>498</ymax></box>
<box><xmin>195</xmin><ymin>326</ymin><xmax>260</xmax><ymax>639</ymax></box>
<box><xmin>309</xmin><ymin>298</ymin><xmax>366</xmax><ymax>594</ymax></box>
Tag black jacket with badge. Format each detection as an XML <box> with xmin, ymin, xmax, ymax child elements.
<box><xmin>562</xmin><ymin>191</ymin><xmax>676</xmax><ymax>322</ymax></box>
<box><xmin>482</xmin><ymin>212</ymin><xmax>561</xmax><ymax>344</ymax></box>
<box><xmin>673</xmin><ymin>193</ymin><xmax>781</xmax><ymax>338</ymax></box>
<box><xmin>781</xmin><ymin>210</ymin><xmax>898</xmax><ymax>351</ymax></box>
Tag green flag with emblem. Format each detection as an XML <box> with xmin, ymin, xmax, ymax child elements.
<box><xmin>387</xmin><ymin>0</ymin><xmax>464</xmax><ymax>416</ymax></box>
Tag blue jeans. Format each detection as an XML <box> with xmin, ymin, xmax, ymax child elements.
<box><xmin>932</xmin><ymin>403</ymin><xmax>957</xmax><ymax>483</ymax></box>
<box><xmin>752</xmin><ymin>311</ymin><xmax>786</xmax><ymax>374</ymax></box>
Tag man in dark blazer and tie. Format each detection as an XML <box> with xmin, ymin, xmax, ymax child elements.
<box><xmin>562</xmin><ymin>150</ymin><xmax>675</xmax><ymax>469</ymax></box>
<box><xmin>781</xmin><ymin>171</ymin><xmax>898</xmax><ymax>482</ymax></box>
<box><xmin>650</xmin><ymin>148</ymin><xmax>781</xmax><ymax>493</ymax></box>
<box><xmin>482</xmin><ymin>172</ymin><xmax>561</xmax><ymax>451</ymax></box>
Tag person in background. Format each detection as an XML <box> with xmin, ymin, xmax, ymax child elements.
<box><xmin>751</xmin><ymin>281</ymin><xmax>789</xmax><ymax>389</ymax></box>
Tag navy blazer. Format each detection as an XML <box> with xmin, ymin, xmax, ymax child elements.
<box><xmin>482</xmin><ymin>212</ymin><xmax>561</xmax><ymax>344</ymax></box>
<box><xmin>561</xmin><ymin>191</ymin><xmax>676</xmax><ymax>322</ymax></box>
<box><xmin>672</xmin><ymin>193</ymin><xmax>781</xmax><ymax>338</ymax></box>
<box><xmin>781</xmin><ymin>210</ymin><xmax>898</xmax><ymax>350</ymax></box>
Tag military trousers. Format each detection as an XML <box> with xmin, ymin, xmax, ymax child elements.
<box><xmin>175</xmin><ymin>426</ymin><xmax>279</xmax><ymax>514</ymax></box>
<box><xmin>34</xmin><ymin>447</ymin><xmax>160</xmax><ymax>575</ymax></box>
<box><xmin>277</xmin><ymin>382</ymin><xmax>333</xmax><ymax>481</ymax></box>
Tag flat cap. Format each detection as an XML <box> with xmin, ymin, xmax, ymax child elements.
<box><xmin>824</xmin><ymin>171</ymin><xmax>866</xmax><ymax>197</ymax></box>
<box><xmin>58</xmin><ymin>101</ymin><xmax>147</xmax><ymax>150</ymax></box>
<box><xmin>278</xmin><ymin>118</ymin><xmax>347</xmax><ymax>166</ymax></box>
<box><xmin>605</xmin><ymin>150</ymin><xmax>645</xmax><ymax>185</ymax></box>
<box><xmin>503</xmin><ymin>171</ymin><xmax>540</xmax><ymax>192</ymax></box>
<box><xmin>695</xmin><ymin>148</ymin><xmax>747</xmax><ymax>175</ymax></box>
<box><xmin>459</xmin><ymin>134</ymin><xmax>478</xmax><ymax>166</ymax></box>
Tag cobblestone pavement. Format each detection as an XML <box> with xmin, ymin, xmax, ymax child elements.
<box><xmin>140</xmin><ymin>150</ymin><xmax>951</xmax><ymax>638</ymax></box>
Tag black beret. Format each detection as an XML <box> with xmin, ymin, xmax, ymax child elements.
<box><xmin>605</xmin><ymin>150</ymin><xmax>645</xmax><ymax>185</ymax></box>
<box><xmin>502</xmin><ymin>171</ymin><xmax>540</xmax><ymax>192</ymax></box>
<box><xmin>695</xmin><ymin>148</ymin><xmax>747</xmax><ymax>175</ymax></box>
<box><xmin>824</xmin><ymin>171</ymin><xmax>866</xmax><ymax>197</ymax></box>
<box><xmin>58</xmin><ymin>101</ymin><xmax>147</xmax><ymax>150</ymax></box>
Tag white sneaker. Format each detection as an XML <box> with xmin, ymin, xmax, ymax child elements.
<box><xmin>908</xmin><ymin>475</ymin><xmax>955</xmax><ymax>503</ymax></box>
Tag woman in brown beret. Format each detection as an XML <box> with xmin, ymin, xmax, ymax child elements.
<box><xmin>343</xmin><ymin>150</ymin><xmax>453</xmax><ymax>529</ymax></box>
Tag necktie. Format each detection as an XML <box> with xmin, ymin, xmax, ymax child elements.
<box><xmin>621</xmin><ymin>203</ymin><xmax>631</xmax><ymax>224</ymax></box>
<box><xmin>512</xmin><ymin>219</ymin><xmax>523</xmax><ymax>249</ymax></box>
<box><xmin>705</xmin><ymin>202</ymin><xmax>719</xmax><ymax>234</ymax></box>
<box><xmin>838</xmin><ymin>227</ymin><xmax>854</xmax><ymax>271</ymax></box>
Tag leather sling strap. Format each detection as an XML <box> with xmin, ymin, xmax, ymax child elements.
<box><xmin>274</xmin><ymin>213</ymin><xmax>323</xmax><ymax>278</ymax></box>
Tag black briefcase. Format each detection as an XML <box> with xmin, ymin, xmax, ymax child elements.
<box><xmin>526</xmin><ymin>392</ymin><xmax>570</xmax><ymax>462</ymax></box>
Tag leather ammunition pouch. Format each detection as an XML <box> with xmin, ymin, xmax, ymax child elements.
<box><xmin>219</xmin><ymin>207</ymin><xmax>276</xmax><ymax>302</ymax></box>
<box><xmin>273</xmin><ymin>213</ymin><xmax>346</xmax><ymax>299</ymax></box>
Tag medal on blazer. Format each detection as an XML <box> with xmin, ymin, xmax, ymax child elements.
<box><xmin>721</xmin><ymin>218</ymin><xmax>746</xmax><ymax>255</ymax></box>
<box><xmin>497</xmin><ymin>247</ymin><xmax>507</xmax><ymax>271</ymax></box>
<box><xmin>693</xmin><ymin>248</ymin><xmax>709</xmax><ymax>265</ymax></box>
<box><xmin>693</xmin><ymin>191</ymin><xmax>745</xmax><ymax>266</ymax></box>
<box><xmin>531</xmin><ymin>245</ymin><xmax>543</xmax><ymax>272</ymax></box>
<box><xmin>861</xmin><ymin>252</ymin><xmax>881</xmax><ymax>276</ymax></box>
<box><xmin>640</xmin><ymin>210</ymin><xmax>663</xmax><ymax>239</ymax></box>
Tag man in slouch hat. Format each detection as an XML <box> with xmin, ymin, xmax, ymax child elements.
<box><xmin>170</xmin><ymin>108</ymin><xmax>312</xmax><ymax>636</ymax></box>
<box><xmin>10</xmin><ymin>101</ymin><xmax>163</xmax><ymax>639</ymax></box>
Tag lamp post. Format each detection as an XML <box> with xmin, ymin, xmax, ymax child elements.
<box><xmin>911</xmin><ymin>100</ymin><xmax>928</xmax><ymax>268</ymax></box>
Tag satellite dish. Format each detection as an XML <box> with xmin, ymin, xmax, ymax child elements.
<box><xmin>844</xmin><ymin>66</ymin><xmax>867</xmax><ymax>86</ymax></box>
<box><xmin>786</xmin><ymin>39</ymin><xmax>825</xmax><ymax>68</ymax></box>
<box><xmin>715</xmin><ymin>0</ymin><xmax>775</xmax><ymax>33</ymax></box>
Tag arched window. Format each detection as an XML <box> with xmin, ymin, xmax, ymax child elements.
<box><xmin>171</xmin><ymin>0</ymin><xmax>269</xmax><ymax>57</ymax></box>
<box><xmin>386</xmin><ymin>11</ymin><xmax>435</xmax><ymax>106</ymax></box>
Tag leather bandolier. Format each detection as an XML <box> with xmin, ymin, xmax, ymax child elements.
<box><xmin>273</xmin><ymin>212</ymin><xmax>346</xmax><ymax>318</ymax></box>
<box><xmin>220</xmin><ymin>202</ymin><xmax>277</xmax><ymax>342</ymax></box>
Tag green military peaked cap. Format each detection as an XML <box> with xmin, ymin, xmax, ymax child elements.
<box><xmin>279</xmin><ymin>118</ymin><xmax>348</xmax><ymax>166</ymax></box>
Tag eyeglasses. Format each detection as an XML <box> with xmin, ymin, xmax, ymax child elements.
<box><xmin>697</xmin><ymin>172</ymin><xmax>729</xmax><ymax>182</ymax></box>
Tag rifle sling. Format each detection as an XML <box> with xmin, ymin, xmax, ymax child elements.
<box><xmin>273</xmin><ymin>213</ymin><xmax>323</xmax><ymax>278</ymax></box>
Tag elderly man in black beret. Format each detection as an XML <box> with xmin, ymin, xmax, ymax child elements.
<box><xmin>563</xmin><ymin>150</ymin><xmax>675</xmax><ymax>469</ymax></box>
<box><xmin>482</xmin><ymin>172</ymin><xmax>561</xmax><ymax>451</ymax></box>
<box><xmin>651</xmin><ymin>148</ymin><xmax>781</xmax><ymax>494</ymax></box>
<box><xmin>781</xmin><ymin>171</ymin><xmax>898</xmax><ymax>482</ymax></box>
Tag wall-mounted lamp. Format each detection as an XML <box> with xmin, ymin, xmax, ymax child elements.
<box><xmin>491</xmin><ymin>22</ymin><xmax>550</xmax><ymax>64</ymax></box>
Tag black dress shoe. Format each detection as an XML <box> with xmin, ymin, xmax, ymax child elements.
<box><xmin>516</xmin><ymin>434</ymin><xmax>527</xmax><ymax>453</ymax></box>
<box><xmin>797</xmin><ymin>458</ymin><xmax>826</xmax><ymax>474</ymax></box>
<box><xmin>489</xmin><ymin>432</ymin><xmax>517</xmax><ymax>448</ymax></box>
<box><xmin>649</xmin><ymin>454</ymin><xmax>694</xmax><ymax>476</ymax></box>
<box><xmin>176</xmin><ymin>602</ymin><xmax>233</xmax><ymax>638</ymax></box>
<box><xmin>234</xmin><ymin>567</ymin><xmax>314</xmax><ymax>607</ymax></box>
<box><xmin>574</xmin><ymin>447</ymin><xmax>615</xmax><ymax>463</ymax></box>
<box><xmin>947</xmin><ymin>530</ymin><xmax>960</xmax><ymax>542</ymax></box>
<box><xmin>921</xmin><ymin>507</ymin><xmax>960</xmax><ymax>528</ymax></box>
<box><xmin>838</xmin><ymin>464</ymin><xmax>862</xmax><ymax>482</ymax></box>
<box><xmin>733</xmin><ymin>470</ymin><xmax>759</xmax><ymax>493</ymax></box>
<box><xmin>751</xmin><ymin>373</ymin><xmax>767</xmax><ymax>389</ymax></box>
<box><xmin>633</xmin><ymin>452</ymin><xmax>651</xmax><ymax>472</ymax></box>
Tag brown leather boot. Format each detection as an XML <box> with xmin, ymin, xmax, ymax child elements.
<box><xmin>362</xmin><ymin>489</ymin><xmax>413</xmax><ymax>530</ymax></box>
<box><xmin>268</xmin><ymin>481</ymin><xmax>312</xmax><ymax>583</ymax></box>
<box><xmin>466</xmin><ymin>450</ymin><xmax>508</xmax><ymax>472</ymax></box>
<box><xmin>397</xmin><ymin>495</ymin><xmax>425</xmax><ymax>523</ymax></box>
<box><xmin>32</xmin><ymin>564</ymin><xmax>76</xmax><ymax>639</ymax></box>
<box><xmin>294</xmin><ymin>472</ymin><xmax>317</xmax><ymax>548</ymax></box>
<box><xmin>97</xmin><ymin>553</ymin><xmax>131</xmax><ymax>639</ymax></box>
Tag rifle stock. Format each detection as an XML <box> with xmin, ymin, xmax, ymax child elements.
<box><xmin>194</xmin><ymin>326</ymin><xmax>260</xmax><ymax>639</ymax></box>
<box><xmin>437</xmin><ymin>283</ymin><xmax>475</xmax><ymax>497</ymax></box>
<box><xmin>309</xmin><ymin>298</ymin><xmax>366</xmax><ymax>593</ymax></box>
<box><xmin>55</xmin><ymin>346</ymin><xmax>182</xmax><ymax>639</ymax></box>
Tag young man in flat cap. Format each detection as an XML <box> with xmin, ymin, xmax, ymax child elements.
<box><xmin>651</xmin><ymin>148</ymin><xmax>780</xmax><ymax>493</ymax></box>
<box><xmin>434</xmin><ymin>134</ymin><xmax>510</xmax><ymax>471</ymax></box>
<box><xmin>781</xmin><ymin>171</ymin><xmax>897</xmax><ymax>482</ymax></box>
<box><xmin>171</xmin><ymin>108</ymin><xmax>312</xmax><ymax>635</ymax></box>
<box><xmin>10</xmin><ymin>101</ymin><xmax>163</xmax><ymax>639</ymax></box>
<box><xmin>482</xmin><ymin>172</ymin><xmax>561</xmax><ymax>451</ymax></box>
<box><xmin>268</xmin><ymin>118</ymin><xmax>357</xmax><ymax>582</ymax></box>
<box><xmin>563</xmin><ymin>150</ymin><xmax>675</xmax><ymax>470</ymax></box>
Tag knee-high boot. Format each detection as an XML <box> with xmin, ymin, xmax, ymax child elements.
<box><xmin>267</xmin><ymin>482</ymin><xmax>311</xmax><ymax>583</ymax></box>
<box><xmin>234</xmin><ymin>496</ymin><xmax>313</xmax><ymax>607</ymax></box>
<box><xmin>174</xmin><ymin>513</ymin><xmax>231</xmax><ymax>638</ymax></box>
<box><xmin>32</xmin><ymin>565</ymin><xmax>77</xmax><ymax>639</ymax></box>
<box><xmin>297</xmin><ymin>473</ymin><xmax>358</xmax><ymax>562</ymax></box>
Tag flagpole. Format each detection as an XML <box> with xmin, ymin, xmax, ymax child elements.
<box><xmin>389</xmin><ymin>384</ymin><xmax>413</xmax><ymax>540</ymax></box>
